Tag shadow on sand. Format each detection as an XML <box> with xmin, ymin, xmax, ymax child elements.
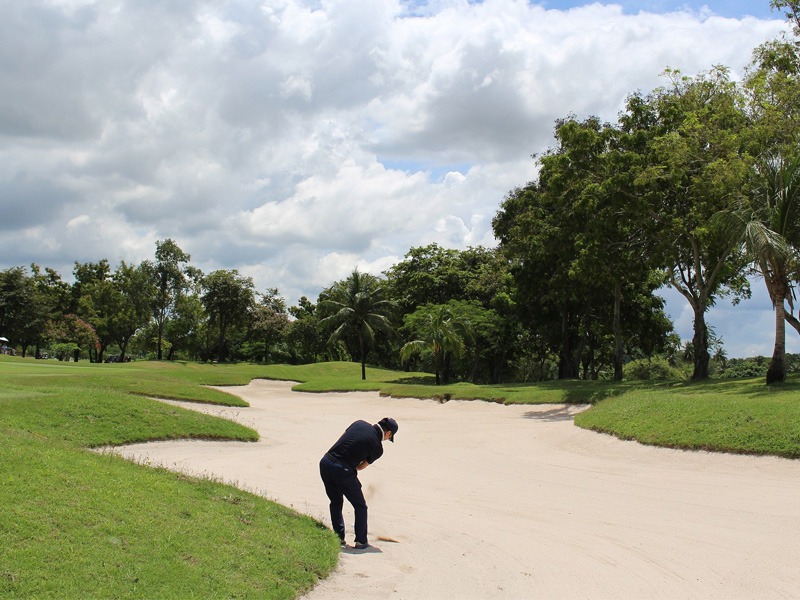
<box><xmin>521</xmin><ymin>405</ymin><xmax>587</xmax><ymax>422</ymax></box>
<box><xmin>341</xmin><ymin>544</ymin><xmax>383</xmax><ymax>555</ymax></box>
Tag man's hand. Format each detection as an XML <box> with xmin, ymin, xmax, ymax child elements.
<box><xmin>356</xmin><ymin>460</ymin><xmax>369</xmax><ymax>471</ymax></box>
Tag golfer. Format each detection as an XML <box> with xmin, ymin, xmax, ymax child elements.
<box><xmin>319</xmin><ymin>417</ymin><xmax>398</xmax><ymax>550</ymax></box>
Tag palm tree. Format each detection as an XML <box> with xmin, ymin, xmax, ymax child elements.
<box><xmin>320</xmin><ymin>270</ymin><xmax>396</xmax><ymax>380</ymax></box>
<box><xmin>400</xmin><ymin>305</ymin><xmax>470</xmax><ymax>385</ymax></box>
<box><xmin>736</xmin><ymin>153</ymin><xmax>800</xmax><ymax>383</ymax></box>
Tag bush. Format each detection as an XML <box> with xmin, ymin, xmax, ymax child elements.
<box><xmin>623</xmin><ymin>357</ymin><xmax>685</xmax><ymax>381</ymax></box>
<box><xmin>717</xmin><ymin>358</ymin><xmax>768</xmax><ymax>379</ymax></box>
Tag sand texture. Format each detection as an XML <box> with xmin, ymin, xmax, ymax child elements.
<box><xmin>107</xmin><ymin>379</ymin><xmax>800</xmax><ymax>599</ymax></box>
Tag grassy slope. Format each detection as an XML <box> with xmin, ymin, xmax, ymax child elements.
<box><xmin>572</xmin><ymin>377</ymin><xmax>800</xmax><ymax>458</ymax></box>
<box><xmin>0</xmin><ymin>357</ymin><xmax>339</xmax><ymax>599</ymax></box>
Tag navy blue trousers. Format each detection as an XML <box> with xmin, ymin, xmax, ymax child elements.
<box><xmin>319</xmin><ymin>455</ymin><xmax>368</xmax><ymax>544</ymax></box>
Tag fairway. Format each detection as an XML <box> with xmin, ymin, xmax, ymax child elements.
<box><xmin>108</xmin><ymin>379</ymin><xmax>800</xmax><ymax>599</ymax></box>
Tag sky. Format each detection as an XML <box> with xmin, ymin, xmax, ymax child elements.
<box><xmin>0</xmin><ymin>0</ymin><xmax>794</xmax><ymax>358</ymax></box>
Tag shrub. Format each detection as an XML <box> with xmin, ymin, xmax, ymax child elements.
<box><xmin>623</xmin><ymin>357</ymin><xmax>685</xmax><ymax>381</ymax></box>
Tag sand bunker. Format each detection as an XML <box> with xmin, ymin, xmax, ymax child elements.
<box><xmin>108</xmin><ymin>379</ymin><xmax>800</xmax><ymax>599</ymax></box>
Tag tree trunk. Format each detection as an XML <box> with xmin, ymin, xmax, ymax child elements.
<box><xmin>264</xmin><ymin>336</ymin><xmax>270</xmax><ymax>364</ymax></box>
<box><xmin>767</xmin><ymin>293</ymin><xmax>787</xmax><ymax>384</ymax></box>
<box><xmin>691</xmin><ymin>307</ymin><xmax>709</xmax><ymax>380</ymax></box>
<box><xmin>217</xmin><ymin>321</ymin><xmax>227</xmax><ymax>362</ymax></box>
<box><xmin>360</xmin><ymin>337</ymin><xmax>366</xmax><ymax>380</ymax></box>
<box><xmin>612</xmin><ymin>279</ymin><xmax>624</xmax><ymax>381</ymax></box>
<box><xmin>558</xmin><ymin>311</ymin><xmax>580</xmax><ymax>379</ymax></box>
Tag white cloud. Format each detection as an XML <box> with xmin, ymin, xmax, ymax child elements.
<box><xmin>0</xmin><ymin>0</ymin><xmax>790</xmax><ymax>356</ymax></box>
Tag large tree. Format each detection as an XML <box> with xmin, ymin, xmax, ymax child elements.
<box><xmin>110</xmin><ymin>261</ymin><xmax>155</xmax><ymax>361</ymax></box>
<box><xmin>151</xmin><ymin>239</ymin><xmax>191</xmax><ymax>360</ymax></box>
<box><xmin>320</xmin><ymin>270</ymin><xmax>396</xmax><ymax>380</ymax></box>
<box><xmin>494</xmin><ymin>120</ymin><xmax>671</xmax><ymax>381</ymax></box>
<box><xmin>494</xmin><ymin>181</ymin><xmax>589</xmax><ymax>379</ymax></box>
<box><xmin>623</xmin><ymin>68</ymin><xmax>753</xmax><ymax>379</ymax></box>
<box><xmin>541</xmin><ymin>117</ymin><xmax>663</xmax><ymax>379</ymax></box>
<box><xmin>250</xmin><ymin>305</ymin><xmax>290</xmax><ymax>363</ymax></box>
<box><xmin>201</xmin><ymin>269</ymin><xmax>255</xmax><ymax>363</ymax></box>
<box><xmin>72</xmin><ymin>260</ymin><xmax>116</xmax><ymax>362</ymax></box>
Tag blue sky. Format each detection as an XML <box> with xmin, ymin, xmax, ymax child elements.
<box><xmin>541</xmin><ymin>1</ymin><xmax>778</xmax><ymax>19</ymax></box>
<box><xmin>0</xmin><ymin>0</ymin><xmax>791</xmax><ymax>358</ymax></box>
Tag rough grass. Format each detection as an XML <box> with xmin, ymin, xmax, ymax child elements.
<box><xmin>0</xmin><ymin>356</ymin><xmax>339</xmax><ymax>599</ymax></box>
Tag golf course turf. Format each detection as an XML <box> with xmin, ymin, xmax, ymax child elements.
<box><xmin>2</xmin><ymin>356</ymin><xmax>798</xmax><ymax>598</ymax></box>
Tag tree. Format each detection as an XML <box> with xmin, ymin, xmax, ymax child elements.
<box><xmin>72</xmin><ymin>260</ymin><xmax>117</xmax><ymax>362</ymax></box>
<box><xmin>164</xmin><ymin>291</ymin><xmax>205</xmax><ymax>361</ymax></box>
<box><xmin>539</xmin><ymin>117</ymin><xmax>660</xmax><ymax>380</ymax></box>
<box><xmin>250</xmin><ymin>305</ymin><xmax>290</xmax><ymax>363</ymax></box>
<box><xmin>400</xmin><ymin>304</ymin><xmax>471</xmax><ymax>385</ymax></box>
<box><xmin>730</xmin><ymin>154</ymin><xmax>800</xmax><ymax>383</ymax></box>
<box><xmin>151</xmin><ymin>239</ymin><xmax>191</xmax><ymax>360</ymax></box>
<box><xmin>281</xmin><ymin>297</ymin><xmax>329</xmax><ymax>364</ymax></box>
<box><xmin>320</xmin><ymin>270</ymin><xmax>396</xmax><ymax>380</ymax></box>
<box><xmin>163</xmin><ymin>267</ymin><xmax>204</xmax><ymax>361</ymax></box>
<box><xmin>772</xmin><ymin>0</ymin><xmax>800</xmax><ymax>36</ymax></box>
<box><xmin>110</xmin><ymin>261</ymin><xmax>155</xmax><ymax>361</ymax></box>
<box><xmin>0</xmin><ymin>267</ymin><xmax>34</xmax><ymax>352</ymax></box>
<box><xmin>259</xmin><ymin>287</ymin><xmax>287</xmax><ymax>314</ymax></box>
<box><xmin>494</xmin><ymin>181</ymin><xmax>588</xmax><ymax>379</ymax></box>
<box><xmin>201</xmin><ymin>269</ymin><xmax>255</xmax><ymax>362</ymax></box>
<box><xmin>46</xmin><ymin>314</ymin><xmax>98</xmax><ymax>362</ymax></box>
<box><xmin>28</xmin><ymin>265</ymin><xmax>70</xmax><ymax>357</ymax></box>
<box><xmin>623</xmin><ymin>68</ymin><xmax>753</xmax><ymax>379</ymax></box>
<box><xmin>385</xmin><ymin>244</ymin><xmax>508</xmax><ymax>313</ymax></box>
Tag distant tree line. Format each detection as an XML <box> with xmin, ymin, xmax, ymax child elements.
<box><xmin>2</xmin><ymin>2</ymin><xmax>800</xmax><ymax>385</ymax></box>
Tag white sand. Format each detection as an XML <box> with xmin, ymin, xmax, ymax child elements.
<box><xmin>107</xmin><ymin>379</ymin><xmax>800</xmax><ymax>599</ymax></box>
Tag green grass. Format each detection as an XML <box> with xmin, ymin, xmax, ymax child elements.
<box><xmin>264</xmin><ymin>360</ymin><xmax>634</xmax><ymax>404</ymax></box>
<box><xmin>2</xmin><ymin>355</ymin><xmax>798</xmax><ymax>596</ymax></box>
<box><xmin>0</xmin><ymin>356</ymin><xmax>339</xmax><ymax>599</ymax></box>
<box><xmin>573</xmin><ymin>377</ymin><xmax>800</xmax><ymax>458</ymax></box>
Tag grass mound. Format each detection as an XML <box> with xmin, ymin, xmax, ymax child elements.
<box><xmin>574</xmin><ymin>377</ymin><xmax>800</xmax><ymax>458</ymax></box>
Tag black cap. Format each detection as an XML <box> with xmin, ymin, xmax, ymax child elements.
<box><xmin>379</xmin><ymin>417</ymin><xmax>398</xmax><ymax>442</ymax></box>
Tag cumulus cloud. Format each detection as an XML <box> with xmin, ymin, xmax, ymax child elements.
<box><xmin>0</xmin><ymin>0</ymin><xmax>790</xmax><ymax>355</ymax></box>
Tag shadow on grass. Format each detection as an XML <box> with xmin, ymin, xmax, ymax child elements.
<box><xmin>393</xmin><ymin>375</ymin><xmax>439</xmax><ymax>386</ymax></box>
<box><xmin>496</xmin><ymin>380</ymin><xmax>641</xmax><ymax>405</ymax></box>
<box><xmin>651</xmin><ymin>374</ymin><xmax>800</xmax><ymax>398</ymax></box>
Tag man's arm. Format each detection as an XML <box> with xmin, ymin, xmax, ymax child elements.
<box><xmin>356</xmin><ymin>460</ymin><xmax>369</xmax><ymax>471</ymax></box>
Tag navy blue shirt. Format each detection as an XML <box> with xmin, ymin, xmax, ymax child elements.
<box><xmin>326</xmin><ymin>420</ymin><xmax>384</xmax><ymax>469</ymax></box>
